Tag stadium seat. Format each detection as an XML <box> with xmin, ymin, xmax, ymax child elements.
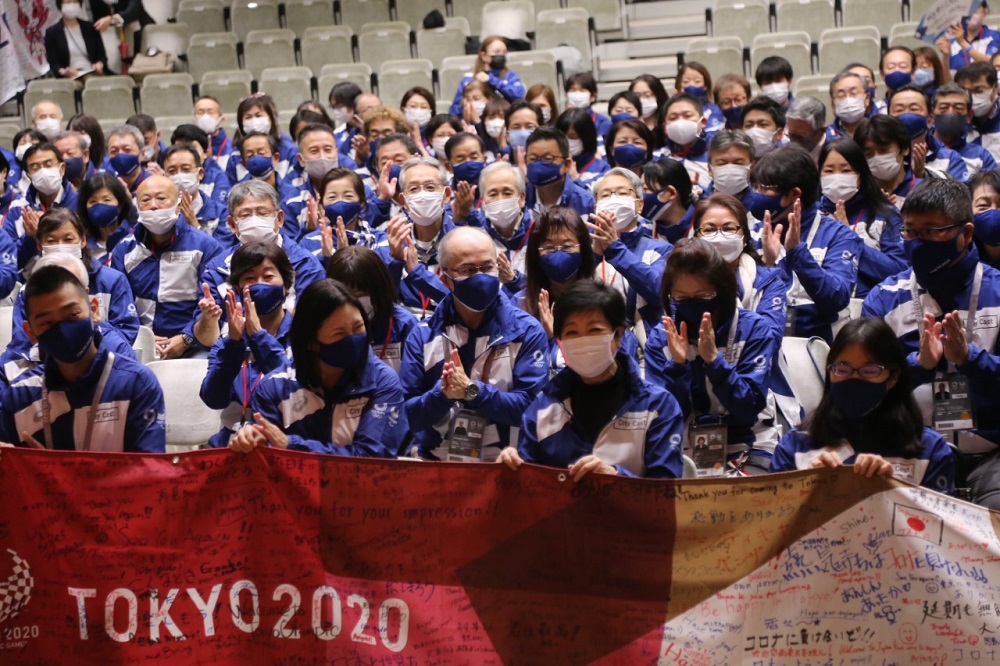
<box><xmin>258</xmin><ymin>66</ymin><xmax>315</xmax><ymax>110</ymax></box>
<box><xmin>436</xmin><ymin>99</ymin><xmax>451</xmax><ymax>114</ymax></box>
<box><xmin>301</xmin><ymin>26</ymin><xmax>354</xmax><ymax>75</ymax></box>
<box><xmin>907</xmin><ymin>0</ymin><xmax>935</xmax><ymax>21</ymax></box>
<box><xmin>438</xmin><ymin>55</ymin><xmax>479</xmax><ymax>105</ymax></box>
<box><xmin>751</xmin><ymin>31</ymin><xmax>813</xmax><ymax>78</ymax></box>
<box><xmin>187</xmin><ymin>32</ymin><xmax>240</xmax><ymax>86</ymax></box>
<box><xmin>792</xmin><ymin>74</ymin><xmax>835</xmax><ymax>118</ymax></box>
<box><xmin>507</xmin><ymin>50</ymin><xmax>559</xmax><ymax>96</ymax></box>
<box><xmin>243</xmin><ymin>28</ymin><xmax>297</xmax><ymax>80</ymax></box>
<box><xmin>140</xmin><ymin>73</ymin><xmax>195</xmax><ymax>117</ymax></box>
<box><xmin>0</xmin><ymin>123</ymin><xmax>20</xmax><ymax>150</ymax></box>
<box><xmin>318</xmin><ymin>62</ymin><xmax>373</xmax><ymax>96</ymax></box>
<box><xmin>146</xmin><ymin>359</ymin><xmax>222</xmax><ymax>450</ymax></box>
<box><xmin>357</xmin><ymin>23</ymin><xmax>413</xmax><ymax>74</ymax></box>
<box><xmin>889</xmin><ymin>21</ymin><xmax>924</xmax><ymax>50</ymax></box>
<box><xmin>378</xmin><ymin>59</ymin><xmax>434</xmax><ymax>108</ymax></box>
<box><xmin>567</xmin><ymin>0</ymin><xmax>622</xmax><ymax>32</ymax></box>
<box><xmin>392</xmin><ymin>0</ymin><xmax>445</xmax><ymax>30</ymax></box>
<box><xmin>23</xmin><ymin>79</ymin><xmax>78</xmax><ymax>125</ymax></box>
<box><xmin>535</xmin><ymin>8</ymin><xmax>593</xmax><ymax>67</ymax></box>
<box><xmin>142</xmin><ymin>22</ymin><xmax>189</xmax><ymax>57</ymax></box>
<box><xmin>82</xmin><ymin>76</ymin><xmax>136</xmax><ymax>121</ymax></box>
<box><xmin>230</xmin><ymin>0</ymin><xmax>281</xmax><ymax>41</ymax></box>
<box><xmin>154</xmin><ymin>115</ymin><xmax>193</xmax><ymax>137</ymax></box>
<box><xmin>778</xmin><ymin>336</ymin><xmax>830</xmax><ymax>419</ymax></box>
<box><xmin>683</xmin><ymin>37</ymin><xmax>744</xmax><ymax>81</ymax></box>
<box><xmin>450</xmin><ymin>0</ymin><xmax>492</xmax><ymax>37</ymax></box>
<box><xmin>176</xmin><ymin>0</ymin><xmax>226</xmax><ymax>35</ymax></box>
<box><xmin>132</xmin><ymin>326</ymin><xmax>157</xmax><ymax>365</ymax></box>
<box><xmin>283</xmin><ymin>0</ymin><xmax>335</xmax><ymax>38</ymax></box>
<box><xmin>841</xmin><ymin>0</ymin><xmax>904</xmax><ymax>34</ymax></box>
<box><xmin>145</xmin><ymin>0</ymin><xmax>182</xmax><ymax>23</ymax></box>
<box><xmin>849</xmin><ymin>298</ymin><xmax>864</xmax><ymax>321</ymax></box>
<box><xmin>711</xmin><ymin>0</ymin><xmax>770</xmax><ymax>47</ymax></box>
<box><xmin>416</xmin><ymin>23</ymin><xmax>469</xmax><ymax>69</ymax></box>
<box><xmin>774</xmin><ymin>0</ymin><xmax>836</xmax><ymax>43</ymax></box>
<box><xmin>481</xmin><ymin>0</ymin><xmax>535</xmax><ymax>41</ymax></box>
<box><xmin>200</xmin><ymin>70</ymin><xmax>254</xmax><ymax>116</ymax></box>
<box><xmin>337</xmin><ymin>0</ymin><xmax>391</xmax><ymax>33</ymax></box>
<box><xmin>0</xmin><ymin>306</ymin><xmax>12</xmax><ymax>353</ymax></box>
<box><xmin>819</xmin><ymin>26</ymin><xmax>881</xmax><ymax>75</ymax></box>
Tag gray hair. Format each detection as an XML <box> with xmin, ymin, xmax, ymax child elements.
<box><xmin>478</xmin><ymin>161</ymin><xmax>525</xmax><ymax>196</ymax></box>
<box><xmin>594</xmin><ymin>167</ymin><xmax>643</xmax><ymax>196</ymax></box>
<box><xmin>52</xmin><ymin>130</ymin><xmax>87</xmax><ymax>152</ymax></box>
<box><xmin>438</xmin><ymin>226</ymin><xmax>495</xmax><ymax>269</ymax></box>
<box><xmin>228</xmin><ymin>179</ymin><xmax>279</xmax><ymax>215</ymax></box>
<box><xmin>708</xmin><ymin>129</ymin><xmax>755</xmax><ymax>158</ymax></box>
<box><xmin>32</xmin><ymin>254</ymin><xmax>90</xmax><ymax>289</ymax></box>
<box><xmin>398</xmin><ymin>156</ymin><xmax>449</xmax><ymax>192</ymax></box>
<box><xmin>30</xmin><ymin>100</ymin><xmax>63</xmax><ymax>120</ymax></box>
<box><xmin>786</xmin><ymin>96</ymin><xmax>827</xmax><ymax>130</ymax></box>
<box><xmin>107</xmin><ymin>124</ymin><xmax>144</xmax><ymax>150</ymax></box>
<box><xmin>932</xmin><ymin>82</ymin><xmax>972</xmax><ymax>109</ymax></box>
<box><xmin>828</xmin><ymin>70</ymin><xmax>868</xmax><ymax>99</ymax></box>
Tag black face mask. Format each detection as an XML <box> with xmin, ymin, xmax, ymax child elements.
<box><xmin>489</xmin><ymin>54</ymin><xmax>506</xmax><ymax>71</ymax></box>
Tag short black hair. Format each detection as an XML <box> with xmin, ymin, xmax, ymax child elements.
<box><xmin>901</xmin><ymin>177</ymin><xmax>973</xmax><ymax>225</ymax></box>
<box><xmin>553</xmin><ymin>279</ymin><xmax>627</xmax><ymax>338</ymax></box>
<box><xmin>606</xmin><ymin>119</ymin><xmax>655</xmax><ymax>167</ymax></box>
<box><xmin>228</xmin><ymin>242</ymin><xmax>295</xmax><ymax>293</ymax></box>
<box><xmin>0</xmin><ymin>150</ymin><xmax>8</xmax><ymax>175</ymax></box>
<box><xmin>555</xmin><ymin>108</ymin><xmax>598</xmax><ymax>155</ymax></box>
<box><xmin>853</xmin><ymin>114</ymin><xmax>911</xmax><ymax>157</ymax></box>
<box><xmin>126</xmin><ymin>113</ymin><xmax>157</xmax><ymax>134</ymax></box>
<box><xmin>24</xmin><ymin>265</ymin><xmax>88</xmax><ymax>318</ymax></box>
<box><xmin>376</xmin><ymin>132</ymin><xmax>420</xmax><ymax>161</ymax></box>
<box><xmin>565</xmin><ymin>72</ymin><xmax>597</xmax><ymax>94</ymax></box>
<box><xmin>607</xmin><ymin>91</ymin><xmax>642</xmax><ymax>117</ymax></box>
<box><xmin>444</xmin><ymin>131</ymin><xmax>485</xmax><ymax>160</ymax></box>
<box><xmin>643</xmin><ymin>158</ymin><xmax>694</xmax><ymax>207</ymax></box>
<box><xmin>968</xmin><ymin>167</ymin><xmax>1000</xmax><ymax>201</ymax></box>
<box><xmin>881</xmin><ymin>46</ymin><xmax>916</xmax><ymax>73</ymax></box>
<box><xmin>77</xmin><ymin>172</ymin><xmax>135</xmax><ymax>237</ymax></box>
<box><xmin>742</xmin><ymin>96</ymin><xmax>786</xmax><ymax>129</ymax></box>
<box><xmin>238</xmin><ymin>131</ymin><xmax>279</xmax><ymax>157</ymax></box>
<box><xmin>23</xmin><ymin>142</ymin><xmax>63</xmax><ymax>165</ymax></box>
<box><xmin>660</xmin><ymin>237</ymin><xmax>738</xmax><ymax>326</ymax></box>
<box><xmin>955</xmin><ymin>60</ymin><xmax>998</xmax><ymax>88</ymax></box>
<box><xmin>297</xmin><ymin>121</ymin><xmax>336</xmax><ymax>145</ymax></box>
<box><xmin>525</xmin><ymin>126</ymin><xmax>569</xmax><ymax>158</ymax></box>
<box><xmin>755</xmin><ymin>56</ymin><xmax>793</xmax><ymax>86</ymax></box>
<box><xmin>750</xmin><ymin>144</ymin><xmax>820</xmax><ymax>208</ymax></box>
<box><xmin>171</xmin><ymin>123</ymin><xmax>210</xmax><ymax>152</ymax></box>
<box><xmin>887</xmin><ymin>83</ymin><xmax>930</xmax><ymax>111</ymax></box>
<box><xmin>290</xmin><ymin>279</ymin><xmax>369</xmax><ymax>390</ymax></box>
<box><xmin>162</xmin><ymin>143</ymin><xmax>202</xmax><ymax>168</ymax></box>
<box><xmin>506</xmin><ymin>99</ymin><xmax>545</xmax><ymax>126</ymax></box>
<box><xmin>426</xmin><ymin>114</ymin><xmax>462</xmax><ymax>141</ymax></box>
<box><xmin>665</xmin><ymin>92</ymin><xmax>704</xmax><ymax>116</ymax></box>
<box><xmin>329</xmin><ymin>81</ymin><xmax>363</xmax><ymax>107</ymax></box>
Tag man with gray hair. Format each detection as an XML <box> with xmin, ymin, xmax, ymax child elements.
<box><xmin>400</xmin><ymin>225</ymin><xmax>548</xmax><ymax>461</ymax></box>
<box><xmin>106</xmin><ymin>124</ymin><xmax>150</xmax><ymax>194</ymax></box>
<box><xmin>785</xmin><ymin>95</ymin><xmax>828</xmax><ymax>163</ymax></box>
<box><xmin>474</xmin><ymin>160</ymin><xmax>530</xmax><ymax>294</ymax></box>
<box><xmin>31</xmin><ymin>100</ymin><xmax>63</xmax><ymax>140</ymax></box>
<box><xmin>386</xmin><ymin>156</ymin><xmax>456</xmax><ymax>314</ymax></box>
<box><xmin>53</xmin><ymin>130</ymin><xmax>92</xmax><ymax>189</ymax></box>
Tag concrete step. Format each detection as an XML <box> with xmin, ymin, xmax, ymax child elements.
<box><xmin>597</xmin><ymin>54</ymin><xmax>679</xmax><ymax>82</ymax></box>
<box><xmin>628</xmin><ymin>14</ymin><xmax>707</xmax><ymax>40</ymax></box>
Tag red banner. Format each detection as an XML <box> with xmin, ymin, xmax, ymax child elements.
<box><xmin>0</xmin><ymin>448</ymin><xmax>903</xmax><ymax>663</ymax></box>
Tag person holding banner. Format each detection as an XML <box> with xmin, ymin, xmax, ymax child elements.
<box><xmin>770</xmin><ymin>318</ymin><xmax>956</xmax><ymax>494</ymax></box>
<box><xmin>499</xmin><ymin>279</ymin><xmax>684</xmax><ymax>479</ymax></box>
<box><xmin>936</xmin><ymin>2</ymin><xmax>1000</xmax><ymax>74</ymax></box>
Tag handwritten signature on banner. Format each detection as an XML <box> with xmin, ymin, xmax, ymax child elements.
<box><xmin>0</xmin><ymin>448</ymin><xmax>997</xmax><ymax>664</ymax></box>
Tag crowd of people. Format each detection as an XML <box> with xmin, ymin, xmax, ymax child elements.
<box><xmin>5</xmin><ymin>3</ymin><xmax>1000</xmax><ymax>511</ymax></box>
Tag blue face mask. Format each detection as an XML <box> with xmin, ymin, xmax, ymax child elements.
<box><xmin>913</xmin><ymin>68</ymin><xmax>935</xmax><ymax>88</ymax></box>
<box><xmin>87</xmin><ymin>202</ymin><xmax>120</xmax><ymax>228</ymax></box>
<box><xmin>974</xmin><ymin>209</ymin><xmax>1000</xmax><ymax>246</ymax></box>
<box><xmin>721</xmin><ymin>105</ymin><xmax>744</xmax><ymax>128</ymax></box>
<box><xmin>539</xmin><ymin>250</ymin><xmax>582</xmax><ymax>283</ymax></box>
<box><xmin>613</xmin><ymin>143</ymin><xmax>647</xmax><ymax>168</ymax></box>
<box><xmin>324</xmin><ymin>201</ymin><xmax>362</xmax><ymax>225</ymax></box>
<box><xmin>109</xmin><ymin>152</ymin><xmax>139</xmax><ymax>178</ymax></box>
<box><xmin>388</xmin><ymin>164</ymin><xmax>402</xmax><ymax>184</ymax></box>
<box><xmin>526</xmin><ymin>161</ymin><xmax>563</xmax><ymax>187</ymax></box>
<box><xmin>452</xmin><ymin>160</ymin><xmax>485</xmax><ymax>187</ymax></box>
<box><xmin>508</xmin><ymin>129</ymin><xmax>532</xmax><ymax>150</ymax></box>
<box><xmin>746</xmin><ymin>191</ymin><xmax>786</xmax><ymax>221</ymax></box>
<box><xmin>671</xmin><ymin>296</ymin><xmax>721</xmax><ymax>342</ymax></box>
<box><xmin>897</xmin><ymin>113</ymin><xmax>929</xmax><ymax>140</ymax></box>
<box><xmin>37</xmin><ymin>317</ymin><xmax>95</xmax><ymax>363</ymax></box>
<box><xmin>451</xmin><ymin>272</ymin><xmax>500</xmax><ymax>312</ymax></box>
<box><xmin>610</xmin><ymin>112</ymin><xmax>638</xmax><ymax>124</ymax></box>
<box><xmin>245</xmin><ymin>155</ymin><xmax>274</xmax><ymax>178</ymax></box>
<box><xmin>64</xmin><ymin>156</ymin><xmax>85</xmax><ymax>181</ymax></box>
<box><xmin>884</xmin><ymin>71</ymin><xmax>912</xmax><ymax>90</ymax></box>
<box><xmin>317</xmin><ymin>333</ymin><xmax>368</xmax><ymax>371</ymax></box>
<box><xmin>247</xmin><ymin>282</ymin><xmax>284</xmax><ymax>316</ymax></box>
<box><xmin>829</xmin><ymin>377</ymin><xmax>888</xmax><ymax>418</ymax></box>
<box><xmin>905</xmin><ymin>236</ymin><xmax>966</xmax><ymax>278</ymax></box>
<box><xmin>934</xmin><ymin>113</ymin><xmax>967</xmax><ymax>139</ymax></box>
<box><xmin>683</xmin><ymin>85</ymin><xmax>707</xmax><ymax>100</ymax></box>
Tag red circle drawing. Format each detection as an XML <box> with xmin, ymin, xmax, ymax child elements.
<box><xmin>907</xmin><ymin>516</ymin><xmax>926</xmax><ymax>531</ymax></box>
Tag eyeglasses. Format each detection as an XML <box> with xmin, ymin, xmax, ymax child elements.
<box><xmin>699</xmin><ymin>227</ymin><xmax>742</xmax><ymax>237</ymax></box>
<box><xmin>828</xmin><ymin>362</ymin><xmax>890</xmax><ymax>380</ymax></box>
<box><xmin>670</xmin><ymin>292</ymin><xmax>717</xmax><ymax>303</ymax></box>
<box><xmin>900</xmin><ymin>222</ymin><xmax>964</xmax><ymax>240</ymax></box>
<box><xmin>538</xmin><ymin>242</ymin><xmax>580</xmax><ymax>255</ymax></box>
<box><xmin>234</xmin><ymin>207</ymin><xmax>277</xmax><ymax>221</ymax></box>
<box><xmin>597</xmin><ymin>188</ymin><xmax>636</xmax><ymax>200</ymax></box>
<box><xmin>447</xmin><ymin>262</ymin><xmax>498</xmax><ymax>280</ymax></box>
<box><xmin>404</xmin><ymin>182</ymin><xmax>443</xmax><ymax>196</ymax></box>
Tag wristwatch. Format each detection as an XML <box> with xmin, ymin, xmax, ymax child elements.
<box><xmin>181</xmin><ymin>333</ymin><xmax>198</xmax><ymax>350</ymax></box>
<box><xmin>463</xmin><ymin>381</ymin><xmax>480</xmax><ymax>402</ymax></box>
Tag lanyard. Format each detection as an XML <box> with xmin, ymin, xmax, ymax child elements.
<box><xmin>910</xmin><ymin>262</ymin><xmax>983</xmax><ymax>344</ymax></box>
<box><xmin>722</xmin><ymin>309</ymin><xmax>741</xmax><ymax>365</ymax></box>
<box><xmin>41</xmin><ymin>352</ymin><xmax>115</xmax><ymax>451</ymax></box>
<box><xmin>240</xmin><ymin>360</ymin><xmax>265</xmax><ymax>425</ymax></box>
<box><xmin>804</xmin><ymin>211</ymin><xmax>822</xmax><ymax>247</ymax></box>
<box><xmin>378</xmin><ymin>316</ymin><xmax>394</xmax><ymax>359</ymax></box>
<box><xmin>515</xmin><ymin>219</ymin><xmax>534</xmax><ymax>253</ymax></box>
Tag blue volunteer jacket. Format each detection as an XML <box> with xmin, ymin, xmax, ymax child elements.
<box><xmin>400</xmin><ymin>292</ymin><xmax>549</xmax><ymax>459</ymax></box>
<box><xmin>0</xmin><ymin>344</ymin><xmax>165</xmax><ymax>452</ymax></box>
<box><xmin>525</xmin><ymin>174</ymin><xmax>595</xmax><ymax>219</ymax></box>
<box><xmin>200</xmin><ymin>157</ymin><xmax>233</xmax><ymax>208</ymax></box>
<box><xmin>735</xmin><ymin>254</ymin><xmax>789</xmax><ymax>339</ymax></box>
<box><xmin>573</xmin><ymin>152</ymin><xmax>610</xmax><ymax>187</ymax></box>
<box><xmin>945</xmin><ymin>27</ymin><xmax>1000</xmax><ymax>73</ymax></box>
<box><xmin>87</xmin><ymin>218</ymin><xmax>134</xmax><ymax>266</ymax></box>
<box><xmin>299</xmin><ymin>216</ymin><xmax>392</xmax><ymax>265</ymax></box>
<box><xmin>655</xmin><ymin>133</ymin><xmax>713</xmax><ymax>190</ymax></box>
<box><xmin>519</xmin><ymin>351</ymin><xmax>684</xmax><ymax>478</ymax></box>
<box><xmin>111</xmin><ymin>219</ymin><xmax>224</xmax><ymax>338</ymax></box>
<box><xmin>5</xmin><ymin>180</ymin><xmax>80</xmax><ymax>271</ymax></box>
<box><xmin>201</xmin><ymin>312</ymin><xmax>294</xmax><ymax>449</ymax></box>
<box><xmin>449</xmin><ymin>70</ymin><xmax>526</xmax><ymax>116</ymax></box>
<box><xmin>598</xmin><ymin>222</ymin><xmax>672</xmax><ymax>333</ymax></box>
<box><xmin>249</xmin><ymin>349</ymin><xmax>408</xmax><ymax>457</ymax></box>
<box><xmin>367</xmin><ymin>304</ymin><xmax>421</xmax><ymax>374</ymax></box>
<box><xmin>467</xmin><ymin>207</ymin><xmax>532</xmax><ymax>297</ymax></box>
<box><xmin>924</xmin><ymin>134</ymin><xmax>973</xmax><ymax>182</ymax></box>
<box><xmin>224</xmin><ymin>133</ymin><xmax>298</xmax><ymax>187</ymax></box>
<box><xmin>0</xmin><ymin>225</ymin><xmax>18</xmax><ymax>299</ymax></box>
<box><xmin>645</xmin><ymin>307</ymin><xmax>781</xmax><ymax>454</ymax></box>
<box><xmin>771</xmin><ymin>426</ymin><xmax>956</xmax><ymax>494</ymax></box>
<box><xmin>934</xmin><ymin>129</ymin><xmax>998</xmax><ymax>177</ymax></box>
<box><xmin>389</xmin><ymin>215</ymin><xmax>457</xmax><ymax>315</ymax></box>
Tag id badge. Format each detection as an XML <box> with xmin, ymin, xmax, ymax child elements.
<box><xmin>446</xmin><ymin>409</ymin><xmax>490</xmax><ymax>462</ymax></box>
<box><xmin>687</xmin><ymin>415</ymin><xmax>728</xmax><ymax>477</ymax></box>
<box><xmin>784</xmin><ymin>304</ymin><xmax>797</xmax><ymax>338</ymax></box>
<box><xmin>932</xmin><ymin>372</ymin><xmax>975</xmax><ymax>431</ymax></box>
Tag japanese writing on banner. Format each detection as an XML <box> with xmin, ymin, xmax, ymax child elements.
<box><xmin>915</xmin><ymin>0</ymin><xmax>985</xmax><ymax>43</ymax></box>
<box><xmin>0</xmin><ymin>448</ymin><xmax>998</xmax><ymax>664</ymax></box>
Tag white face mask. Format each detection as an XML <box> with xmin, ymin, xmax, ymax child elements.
<box><xmin>404</xmin><ymin>107</ymin><xmax>432</xmax><ymax>127</ymax></box>
<box><xmin>483</xmin><ymin>197</ymin><xmax>522</xmax><ymax>230</ymax></box>
<box><xmin>821</xmin><ymin>173</ymin><xmax>860</xmax><ymax>203</ymax></box>
<box><xmin>431</xmin><ymin>136</ymin><xmax>449</xmax><ymax>158</ymax></box>
<box><xmin>141</xmin><ymin>144</ymin><xmax>157</xmax><ymax>162</ymax></box>
<box><xmin>745</xmin><ymin>127</ymin><xmax>777</xmax><ymax>157</ymax></box>
<box><xmin>470</xmin><ymin>101</ymin><xmax>486</xmax><ymax>118</ymax></box>
<box><xmin>357</xmin><ymin>294</ymin><xmax>375</xmax><ymax>322</ymax></box>
<box><xmin>761</xmin><ymin>83</ymin><xmax>789</xmax><ymax>104</ymax></box>
<box><xmin>561</xmin><ymin>333</ymin><xmax>616</xmax><ymax>378</ymax></box>
<box><xmin>640</xmin><ymin>97</ymin><xmax>658</xmax><ymax>118</ymax></box>
<box><xmin>666</xmin><ymin>118</ymin><xmax>701</xmax><ymax>146</ymax></box>
<box><xmin>541</xmin><ymin>107</ymin><xmax>552</xmax><ymax>123</ymax></box>
<box><xmin>61</xmin><ymin>2</ymin><xmax>81</xmax><ymax>19</ymax></box>
<box><xmin>973</xmin><ymin>91</ymin><xmax>995</xmax><ymax>118</ymax></box>
<box><xmin>41</xmin><ymin>243</ymin><xmax>82</xmax><ymax>258</ymax></box>
<box><xmin>568</xmin><ymin>138</ymin><xmax>584</xmax><ymax>157</ymax></box>
<box><xmin>243</xmin><ymin>116</ymin><xmax>271</xmax><ymax>134</ymax></box>
<box><xmin>195</xmin><ymin>115</ymin><xmax>220</xmax><ymax>135</ymax></box>
<box><xmin>169</xmin><ymin>172</ymin><xmax>200</xmax><ymax>196</ymax></box>
<box><xmin>237</xmin><ymin>214</ymin><xmax>278</xmax><ymax>244</ymax></box>
<box><xmin>405</xmin><ymin>190</ymin><xmax>445</xmax><ymax>226</ymax></box>
<box><xmin>484</xmin><ymin>118</ymin><xmax>505</xmax><ymax>139</ymax></box>
<box><xmin>596</xmin><ymin>194</ymin><xmax>638</xmax><ymax>230</ymax></box>
<box><xmin>138</xmin><ymin>205</ymin><xmax>179</xmax><ymax>235</ymax></box>
<box><xmin>35</xmin><ymin>117</ymin><xmax>61</xmax><ymax>139</ymax></box>
<box><xmin>15</xmin><ymin>143</ymin><xmax>31</xmax><ymax>161</ymax></box>
<box><xmin>304</xmin><ymin>156</ymin><xmax>338</xmax><ymax>180</ymax></box>
<box><xmin>867</xmin><ymin>153</ymin><xmax>901</xmax><ymax>181</ymax></box>
<box><xmin>835</xmin><ymin>96</ymin><xmax>866</xmax><ymax>124</ymax></box>
<box><xmin>566</xmin><ymin>91</ymin><xmax>592</xmax><ymax>109</ymax></box>
<box><xmin>30</xmin><ymin>166</ymin><xmax>63</xmax><ymax>195</ymax></box>
<box><xmin>702</xmin><ymin>231</ymin><xmax>744</xmax><ymax>263</ymax></box>
<box><xmin>331</xmin><ymin>107</ymin><xmax>352</xmax><ymax>127</ymax></box>
<box><xmin>710</xmin><ymin>164</ymin><xmax>750</xmax><ymax>196</ymax></box>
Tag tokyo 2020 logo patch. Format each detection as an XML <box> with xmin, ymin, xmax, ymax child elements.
<box><xmin>0</xmin><ymin>549</ymin><xmax>33</xmax><ymax>624</ymax></box>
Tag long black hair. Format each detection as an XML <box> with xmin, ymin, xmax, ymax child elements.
<box><xmin>77</xmin><ymin>172</ymin><xmax>136</xmax><ymax>238</ymax></box>
<box><xmin>291</xmin><ymin>279</ymin><xmax>370</xmax><ymax>390</ymax></box>
<box><xmin>326</xmin><ymin>245</ymin><xmax>400</xmax><ymax>333</ymax></box>
<box><xmin>523</xmin><ymin>206</ymin><xmax>595</xmax><ymax>320</ymax></box>
<box><xmin>819</xmin><ymin>138</ymin><xmax>895</xmax><ymax>224</ymax></box>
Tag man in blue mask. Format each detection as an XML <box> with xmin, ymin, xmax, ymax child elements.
<box><xmin>106</xmin><ymin>124</ymin><xmax>151</xmax><ymax>195</ymax></box>
<box><xmin>522</xmin><ymin>127</ymin><xmax>594</xmax><ymax>218</ymax></box>
<box><xmin>863</xmin><ymin>178</ymin><xmax>1000</xmax><ymax>509</ymax></box>
<box><xmin>0</xmin><ymin>264</ymin><xmax>165</xmax><ymax>452</ymax></box>
<box><xmin>399</xmin><ymin>226</ymin><xmax>548</xmax><ymax>462</ymax></box>
<box><xmin>53</xmin><ymin>130</ymin><xmax>93</xmax><ymax>189</ymax></box>
<box><xmin>930</xmin><ymin>82</ymin><xmax>998</xmax><ymax>177</ymax></box>
<box><xmin>887</xmin><ymin>84</ymin><xmax>968</xmax><ymax>182</ymax></box>
<box><xmin>877</xmin><ymin>47</ymin><xmax>916</xmax><ymax>113</ymax></box>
